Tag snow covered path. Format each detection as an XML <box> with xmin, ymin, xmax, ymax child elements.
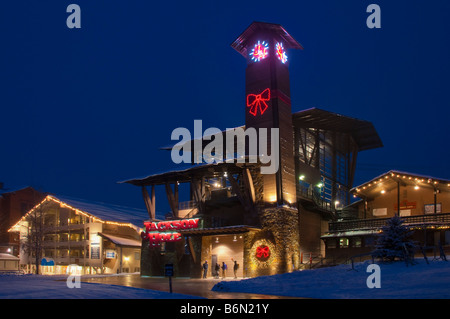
<box><xmin>0</xmin><ymin>274</ymin><xmax>203</xmax><ymax>299</ymax></box>
<box><xmin>1</xmin><ymin>259</ymin><xmax>449</xmax><ymax>299</ymax></box>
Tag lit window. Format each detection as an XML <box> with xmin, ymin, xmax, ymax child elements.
<box><xmin>339</xmin><ymin>238</ymin><xmax>349</xmax><ymax>248</ymax></box>
<box><xmin>352</xmin><ymin>237</ymin><xmax>362</xmax><ymax>248</ymax></box>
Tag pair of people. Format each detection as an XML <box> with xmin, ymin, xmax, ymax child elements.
<box><xmin>212</xmin><ymin>262</ymin><xmax>227</xmax><ymax>278</ymax></box>
<box><xmin>202</xmin><ymin>260</ymin><xmax>223</xmax><ymax>279</ymax></box>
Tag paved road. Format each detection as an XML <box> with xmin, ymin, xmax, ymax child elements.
<box><xmin>83</xmin><ymin>274</ymin><xmax>301</xmax><ymax>299</ymax></box>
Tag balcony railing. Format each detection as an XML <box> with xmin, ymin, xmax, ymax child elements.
<box><xmin>297</xmin><ymin>185</ymin><xmax>334</xmax><ymax>213</ymax></box>
<box><xmin>178</xmin><ymin>200</ymin><xmax>196</xmax><ymax>211</ymax></box>
<box><xmin>329</xmin><ymin>212</ymin><xmax>450</xmax><ymax>232</ymax></box>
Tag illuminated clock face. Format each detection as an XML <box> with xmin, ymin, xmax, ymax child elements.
<box><xmin>249</xmin><ymin>41</ymin><xmax>269</xmax><ymax>62</ymax></box>
<box><xmin>275</xmin><ymin>42</ymin><xmax>288</xmax><ymax>64</ymax></box>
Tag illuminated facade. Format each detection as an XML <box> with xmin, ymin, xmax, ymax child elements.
<box><xmin>122</xmin><ymin>22</ymin><xmax>383</xmax><ymax>278</ymax></box>
<box><xmin>323</xmin><ymin>170</ymin><xmax>450</xmax><ymax>262</ymax></box>
<box><xmin>9</xmin><ymin>195</ymin><xmax>147</xmax><ymax>275</ymax></box>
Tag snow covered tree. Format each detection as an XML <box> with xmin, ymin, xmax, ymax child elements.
<box><xmin>373</xmin><ymin>215</ymin><xmax>416</xmax><ymax>262</ymax></box>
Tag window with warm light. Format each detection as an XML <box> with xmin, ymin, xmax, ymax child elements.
<box><xmin>339</xmin><ymin>238</ymin><xmax>349</xmax><ymax>248</ymax></box>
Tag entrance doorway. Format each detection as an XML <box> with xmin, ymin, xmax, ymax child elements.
<box><xmin>210</xmin><ymin>234</ymin><xmax>244</xmax><ymax>278</ymax></box>
<box><xmin>211</xmin><ymin>254</ymin><xmax>218</xmax><ymax>278</ymax></box>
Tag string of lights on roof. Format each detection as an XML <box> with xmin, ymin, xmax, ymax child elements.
<box><xmin>9</xmin><ymin>195</ymin><xmax>138</xmax><ymax>232</ymax></box>
<box><xmin>354</xmin><ymin>171</ymin><xmax>450</xmax><ymax>193</ymax></box>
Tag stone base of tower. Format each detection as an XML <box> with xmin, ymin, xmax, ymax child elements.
<box><xmin>244</xmin><ymin>206</ymin><xmax>300</xmax><ymax>277</ymax></box>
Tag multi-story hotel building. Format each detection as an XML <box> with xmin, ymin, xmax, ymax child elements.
<box><xmin>9</xmin><ymin>194</ymin><xmax>148</xmax><ymax>275</ymax></box>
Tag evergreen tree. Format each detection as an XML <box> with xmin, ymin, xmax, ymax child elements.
<box><xmin>373</xmin><ymin>215</ymin><xmax>416</xmax><ymax>262</ymax></box>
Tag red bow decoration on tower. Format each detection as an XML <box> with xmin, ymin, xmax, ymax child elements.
<box><xmin>247</xmin><ymin>88</ymin><xmax>271</xmax><ymax>116</ymax></box>
<box><xmin>256</xmin><ymin>245</ymin><xmax>270</xmax><ymax>259</ymax></box>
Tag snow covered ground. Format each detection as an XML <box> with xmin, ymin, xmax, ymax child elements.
<box><xmin>1</xmin><ymin>258</ymin><xmax>449</xmax><ymax>299</ymax></box>
<box><xmin>212</xmin><ymin>258</ymin><xmax>450</xmax><ymax>299</ymax></box>
<box><xmin>0</xmin><ymin>273</ymin><xmax>203</xmax><ymax>299</ymax></box>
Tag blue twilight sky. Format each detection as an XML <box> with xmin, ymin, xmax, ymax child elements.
<box><xmin>0</xmin><ymin>1</ymin><xmax>449</xmax><ymax>213</ymax></box>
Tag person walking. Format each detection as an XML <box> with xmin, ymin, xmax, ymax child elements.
<box><xmin>202</xmin><ymin>260</ymin><xmax>208</xmax><ymax>279</ymax></box>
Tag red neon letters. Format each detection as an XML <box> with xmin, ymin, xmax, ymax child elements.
<box><xmin>141</xmin><ymin>218</ymin><xmax>200</xmax><ymax>246</ymax></box>
<box><xmin>247</xmin><ymin>88</ymin><xmax>271</xmax><ymax>116</ymax></box>
<box><xmin>143</xmin><ymin>218</ymin><xmax>199</xmax><ymax>231</ymax></box>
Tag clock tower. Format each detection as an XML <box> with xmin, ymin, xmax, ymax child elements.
<box><xmin>232</xmin><ymin>22</ymin><xmax>303</xmax><ymax>275</ymax></box>
<box><xmin>231</xmin><ymin>21</ymin><xmax>303</xmax><ymax>206</ymax></box>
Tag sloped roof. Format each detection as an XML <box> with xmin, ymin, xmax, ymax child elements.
<box><xmin>0</xmin><ymin>253</ymin><xmax>20</xmax><ymax>261</ymax></box>
<box><xmin>231</xmin><ymin>21</ymin><xmax>303</xmax><ymax>57</ymax></box>
<box><xmin>98</xmin><ymin>232</ymin><xmax>141</xmax><ymax>248</ymax></box>
<box><xmin>53</xmin><ymin>195</ymin><xmax>149</xmax><ymax>228</ymax></box>
<box><xmin>119</xmin><ymin>161</ymin><xmax>254</xmax><ymax>186</ymax></box>
<box><xmin>292</xmin><ymin>108</ymin><xmax>383</xmax><ymax>151</ymax></box>
<box><xmin>351</xmin><ymin>170</ymin><xmax>450</xmax><ymax>199</ymax></box>
<box><xmin>9</xmin><ymin>194</ymin><xmax>150</xmax><ymax>232</ymax></box>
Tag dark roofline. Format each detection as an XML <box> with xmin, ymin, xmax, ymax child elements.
<box><xmin>158</xmin><ymin>108</ymin><xmax>382</xmax><ymax>152</ymax></box>
<box><xmin>231</xmin><ymin>21</ymin><xmax>303</xmax><ymax>57</ymax></box>
<box><xmin>292</xmin><ymin>107</ymin><xmax>383</xmax><ymax>151</ymax></box>
<box><xmin>119</xmin><ymin>161</ymin><xmax>260</xmax><ymax>186</ymax></box>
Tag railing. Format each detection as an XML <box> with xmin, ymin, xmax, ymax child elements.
<box><xmin>329</xmin><ymin>212</ymin><xmax>450</xmax><ymax>232</ymax></box>
<box><xmin>299</xmin><ymin>252</ymin><xmax>325</xmax><ymax>269</ymax></box>
<box><xmin>178</xmin><ymin>200</ymin><xmax>199</xmax><ymax>220</ymax></box>
<box><xmin>297</xmin><ymin>186</ymin><xmax>334</xmax><ymax>213</ymax></box>
<box><xmin>178</xmin><ymin>200</ymin><xmax>196</xmax><ymax>211</ymax></box>
<box><xmin>42</xmin><ymin>224</ymin><xmax>86</xmax><ymax>233</ymax></box>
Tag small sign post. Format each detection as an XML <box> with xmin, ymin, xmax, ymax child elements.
<box><xmin>165</xmin><ymin>263</ymin><xmax>174</xmax><ymax>293</ymax></box>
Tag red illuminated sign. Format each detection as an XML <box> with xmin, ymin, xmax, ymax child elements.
<box><xmin>247</xmin><ymin>88</ymin><xmax>271</xmax><ymax>116</ymax></box>
<box><xmin>141</xmin><ymin>218</ymin><xmax>200</xmax><ymax>246</ymax></box>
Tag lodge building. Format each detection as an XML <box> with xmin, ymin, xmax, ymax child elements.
<box><xmin>121</xmin><ymin>21</ymin><xmax>385</xmax><ymax>278</ymax></box>
<box><xmin>9</xmin><ymin>194</ymin><xmax>147</xmax><ymax>274</ymax></box>
<box><xmin>323</xmin><ymin>170</ymin><xmax>450</xmax><ymax>262</ymax></box>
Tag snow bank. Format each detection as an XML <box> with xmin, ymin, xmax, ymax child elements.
<box><xmin>212</xmin><ymin>259</ymin><xmax>450</xmax><ymax>299</ymax></box>
<box><xmin>0</xmin><ymin>274</ymin><xmax>203</xmax><ymax>299</ymax></box>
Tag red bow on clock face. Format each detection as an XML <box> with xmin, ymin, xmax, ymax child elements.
<box><xmin>256</xmin><ymin>245</ymin><xmax>270</xmax><ymax>259</ymax></box>
<box><xmin>247</xmin><ymin>88</ymin><xmax>271</xmax><ymax>116</ymax></box>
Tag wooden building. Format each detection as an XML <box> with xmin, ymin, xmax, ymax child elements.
<box><xmin>323</xmin><ymin>170</ymin><xmax>450</xmax><ymax>262</ymax></box>
<box><xmin>122</xmin><ymin>21</ymin><xmax>383</xmax><ymax>278</ymax></box>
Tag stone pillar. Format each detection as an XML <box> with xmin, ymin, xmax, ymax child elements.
<box><xmin>244</xmin><ymin>207</ymin><xmax>300</xmax><ymax>277</ymax></box>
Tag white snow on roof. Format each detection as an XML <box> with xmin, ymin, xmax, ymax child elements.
<box><xmin>0</xmin><ymin>253</ymin><xmax>20</xmax><ymax>260</ymax></box>
<box><xmin>98</xmin><ymin>233</ymin><xmax>141</xmax><ymax>247</ymax></box>
<box><xmin>52</xmin><ymin>195</ymin><xmax>150</xmax><ymax>229</ymax></box>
